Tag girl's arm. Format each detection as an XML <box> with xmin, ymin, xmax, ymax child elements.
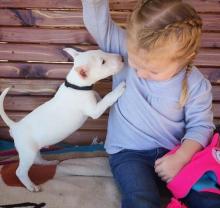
<box><xmin>81</xmin><ymin>0</ymin><xmax>127</xmax><ymax>56</ymax></box>
<box><xmin>181</xmin><ymin>79</ymin><xmax>215</xmax><ymax>148</ymax></box>
<box><xmin>155</xmin><ymin>78</ymin><xmax>215</xmax><ymax>182</ymax></box>
<box><xmin>174</xmin><ymin>139</ymin><xmax>203</xmax><ymax>164</ymax></box>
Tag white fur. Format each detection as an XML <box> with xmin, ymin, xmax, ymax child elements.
<box><xmin>0</xmin><ymin>48</ymin><xmax>125</xmax><ymax>192</ymax></box>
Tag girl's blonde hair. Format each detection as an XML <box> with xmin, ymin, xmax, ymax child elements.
<box><xmin>127</xmin><ymin>0</ymin><xmax>203</xmax><ymax>107</ymax></box>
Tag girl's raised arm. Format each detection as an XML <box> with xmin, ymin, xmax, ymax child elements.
<box><xmin>81</xmin><ymin>0</ymin><xmax>127</xmax><ymax>56</ymax></box>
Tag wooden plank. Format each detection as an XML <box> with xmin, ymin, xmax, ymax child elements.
<box><xmin>1</xmin><ymin>63</ymin><xmax>219</xmax><ymax>83</ymax></box>
<box><xmin>0</xmin><ymin>79</ymin><xmax>61</xmax><ymax>95</ymax></box>
<box><xmin>3</xmin><ymin>96</ymin><xmax>50</xmax><ymax>111</ymax></box>
<box><xmin>0</xmin><ymin>62</ymin><xmax>112</xmax><ymax>83</ymax></box>
<box><xmin>1</xmin><ymin>119</ymin><xmax>220</xmax><ymax>142</ymax></box>
<box><xmin>2</xmin><ymin>85</ymin><xmax>220</xmax><ymax>112</ymax></box>
<box><xmin>0</xmin><ymin>128</ymin><xmax>106</xmax><ymax>145</ymax></box>
<box><xmin>0</xmin><ymin>0</ymin><xmax>82</xmax><ymax>9</ymax></box>
<box><xmin>212</xmin><ymin>86</ymin><xmax>220</xmax><ymax>101</ymax></box>
<box><xmin>0</xmin><ymin>27</ymin><xmax>219</xmax><ymax>46</ymax></box>
<box><xmin>184</xmin><ymin>0</ymin><xmax>220</xmax><ymax>13</ymax></box>
<box><xmin>0</xmin><ymin>9</ymin><xmax>126</xmax><ymax>28</ymax></box>
<box><xmin>194</xmin><ymin>49</ymin><xmax>220</xmax><ymax>67</ymax></box>
<box><xmin>0</xmin><ymin>43</ymin><xmax>98</xmax><ymax>62</ymax></box>
<box><xmin>1</xmin><ymin>78</ymin><xmax>220</xmax><ymax>98</ymax></box>
<box><xmin>0</xmin><ymin>112</ymin><xmax>108</xmax><ymax>129</ymax></box>
<box><xmin>0</xmin><ymin>28</ymin><xmax>97</xmax><ymax>44</ymax></box>
<box><xmin>0</xmin><ymin>79</ymin><xmax>111</xmax><ymax>96</ymax></box>
<box><xmin>201</xmin><ymin>14</ymin><xmax>220</xmax><ymax>32</ymax></box>
<box><xmin>0</xmin><ymin>9</ymin><xmax>219</xmax><ymax>31</ymax></box>
<box><xmin>0</xmin><ymin>102</ymin><xmax>220</xmax><ymax>129</ymax></box>
<box><xmin>0</xmin><ymin>0</ymin><xmax>219</xmax><ymax>12</ymax></box>
<box><xmin>201</xmin><ymin>33</ymin><xmax>220</xmax><ymax>48</ymax></box>
<box><xmin>0</xmin><ymin>9</ymin><xmax>85</xmax><ymax>27</ymax></box>
<box><xmin>0</xmin><ymin>44</ymin><xmax>219</xmax><ymax>67</ymax></box>
<box><xmin>0</xmin><ymin>43</ymin><xmax>73</xmax><ymax>62</ymax></box>
<box><xmin>0</xmin><ymin>63</ymin><xmax>72</xmax><ymax>79</ymax></box>
<box><xmin>213</xmin><ymin>103</ymin><xmax>220</xmax><ymax>119</ymax></box>
<box><xmin>214</xmin><ymin>119</ymin><xmax>220</xmax><ymax>127</ymax></box>
<box><xmin>201</xmin><ymin>67</ymin><xmax>220</xmax><ymax>84</ymax></box>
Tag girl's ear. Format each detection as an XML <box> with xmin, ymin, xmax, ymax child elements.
<box><xmin>63</xmin><ymin>48</ymin><xmax>80</xmax><ymax>58</ymax></box>
<box><xmin>74</xmin><ymin>66</ymin><xmax>89</xmax><ymax>79</ymax></box>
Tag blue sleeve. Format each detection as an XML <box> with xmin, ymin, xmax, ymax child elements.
<box><xmin>81</xmin><ymin>0</ymin><xmax>127</xmax><ymax>56</ymax></box>
<box><xmin>182</xmin><ymin>78</ymin><xmax>215</xmax><ymax>147</ymax></box>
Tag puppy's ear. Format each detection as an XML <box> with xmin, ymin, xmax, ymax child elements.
<box><xmin>63</xmin><ymin>48</ymin><xmax>80</xmax><ymax>58</ymax></box>
<box><xmin>75</xmin><ymin>66</ymin><xmax>88</xmax><ymax>79</ymax></box>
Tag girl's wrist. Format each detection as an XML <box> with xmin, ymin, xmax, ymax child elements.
<box><xmin>174</xmin><ymin>149</ymin><xmax>192</xmax><ymax>164</ymax></box>
<box><xmin>175</xmin><ymin>139</ymin><xmax>203</xmax><ymax>164</ymax></box>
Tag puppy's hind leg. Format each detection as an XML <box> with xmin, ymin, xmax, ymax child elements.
<box><xmin>16</xmin><ymin>149</ymin><xmax>40</xmax><ymax>192</ymax></box>
<box><xmin>34</xmin><ymin>152</ymin><xmax>59</xmax><ymax>165</ymax></box>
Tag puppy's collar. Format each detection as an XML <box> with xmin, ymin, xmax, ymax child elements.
<box><xmin>64</xmin><ymin>79</ymin><xmax>93</xmax><ymax>91</ymax></box>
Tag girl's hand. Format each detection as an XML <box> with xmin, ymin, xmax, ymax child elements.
<box><xmin>154</xmin><ymin>153</ymin><xmax>187</xmax><ymax>183</ymax></box>
<box><xmin>155</xmin><ymin>139</ymin><xmax>203</xmax><ymax>183</ymax></box>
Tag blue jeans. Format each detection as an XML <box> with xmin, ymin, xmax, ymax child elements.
<box><xmin>109</xmin><ymin>148</ymin><xmax>220</xmax><ymax>208</ymax></box>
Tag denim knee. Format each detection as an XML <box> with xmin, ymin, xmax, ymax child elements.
<box><xmin>122</xmin><ymin>191</ymin><xmax>161</xmax><ymax>208</ymax></box>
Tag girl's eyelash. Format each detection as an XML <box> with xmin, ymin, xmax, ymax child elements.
<box><xmin>150</xmin><ymin>71</ymin><xmax>159</xmax><ymax>75</ymax></box>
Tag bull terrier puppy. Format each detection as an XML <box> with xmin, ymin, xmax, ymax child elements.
<box><xmin>0</xmin><ymin>48</ymin><xmax>125</xmax><ymax>192</ymax></box>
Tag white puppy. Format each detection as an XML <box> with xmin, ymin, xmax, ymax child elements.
<box><xmin>0</xmin><ymin>48</ymin><xmax>125</xmax><ymax>192</ymax></box>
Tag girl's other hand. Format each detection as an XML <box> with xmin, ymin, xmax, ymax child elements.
<box><xmin>155</xmin><ymin>139</ymin><xmax>203</xmax><ymax>182</ymax></box>
<box><xmin>154</xmin><ymin>153</ymin><xmax>188</xmax><ymax>183</ymax></box>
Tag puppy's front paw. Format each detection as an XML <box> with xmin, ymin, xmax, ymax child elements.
<box><xmin>116</xmin><ymin>81</ymin><xmax>126</xmax><ymax>90</ymax></box>
<box><xmin>113</xmin><ymin>81</ymin><xmax>126</xmax><ymax>98</ymax></box>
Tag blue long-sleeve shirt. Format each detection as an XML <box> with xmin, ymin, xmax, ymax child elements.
<box><xmin>82</xmin><ymin>0</ymin><xmax>215</xmax><ymax>154</ymax></box>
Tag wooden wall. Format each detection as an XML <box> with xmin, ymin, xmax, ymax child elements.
<box><xmin>0</xmin><ymin>0</ymin><xmax>220</xmax><ymax>145</ymax></box>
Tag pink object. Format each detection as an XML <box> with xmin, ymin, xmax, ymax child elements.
<box><xmin>166</xmin><ymin>133</ymin><xmax>220</xmax><ymax>199</ymax></box>
<box><xmin>167</xmin><ymin>197</ymin><xmax>187</xmax><ymax>208</ymax></box>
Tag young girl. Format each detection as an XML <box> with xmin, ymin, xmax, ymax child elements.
<box><xmin>81</xmin><ymin>0</ymin><xmax>220</xmax><ymax>207</ymax></box>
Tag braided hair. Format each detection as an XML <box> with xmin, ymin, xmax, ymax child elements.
<box><xmin>127</xmin><ymin>0</ymin><xmax>203</xmax><ymax>107</ymax></box>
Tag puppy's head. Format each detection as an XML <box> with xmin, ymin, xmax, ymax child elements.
<box><xmin>63</xmin><ymin>48</ymin><xmax>124</xmax><ymax>84</ymax></box>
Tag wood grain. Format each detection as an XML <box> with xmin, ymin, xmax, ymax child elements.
<box><xmin>0</xmin><ymin>0</ymin><xmax>219</xmax><ymax>12</ymax></box>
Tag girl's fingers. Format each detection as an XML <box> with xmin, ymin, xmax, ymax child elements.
<box><xmin>157</xmin><ymin>171</ymin><xmax>165</xmax><ymax>177</ymax></box>
<box><xmin>156</xmin><ymin>170</ymin><xmax>168</xmax><ymax>182</ymax></box>
<box><xmin>161</xmin><ymin>175</ymin><xmax>170</xmax><ymax>182</ymax></box>
<box><xmin>167</xmin><ymin>177</ymin><xmax>172</xmax><ymax>183</ymax></box>
<box><xmin>155</xmin><ymin>158</ymin><xmax>163</xmax><ymax>166</ymax></box>
<box><xmin>154</xmin><ymin>164</ymin><xmax>162</xmax><ymax>173</ymax></box>
<box><xmin>157</xmin><ymin>171</ymin><xmax>172</xmax><ymax>182</ymax></box>
<box><xmin>155</xmin><ymin>165</ymin><xmax>171</xmax><ymax>182</ymax></box>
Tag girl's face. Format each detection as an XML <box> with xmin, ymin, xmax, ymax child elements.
<box><xmin>127</xmin><ymin>46</ymin><xmax>183</xmax><ymax>81</ymax></box>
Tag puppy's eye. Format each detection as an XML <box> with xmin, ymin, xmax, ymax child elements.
<box><xmin>102</xmin><ymin>59</ymin><xmax>106</xmax><ymax>65</ymax></box>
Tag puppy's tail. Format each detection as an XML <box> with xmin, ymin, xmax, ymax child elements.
<box><xmin>0</xmin><ymin>88</ymin><xmax>15</xmax><ymax>127</ymax></box>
